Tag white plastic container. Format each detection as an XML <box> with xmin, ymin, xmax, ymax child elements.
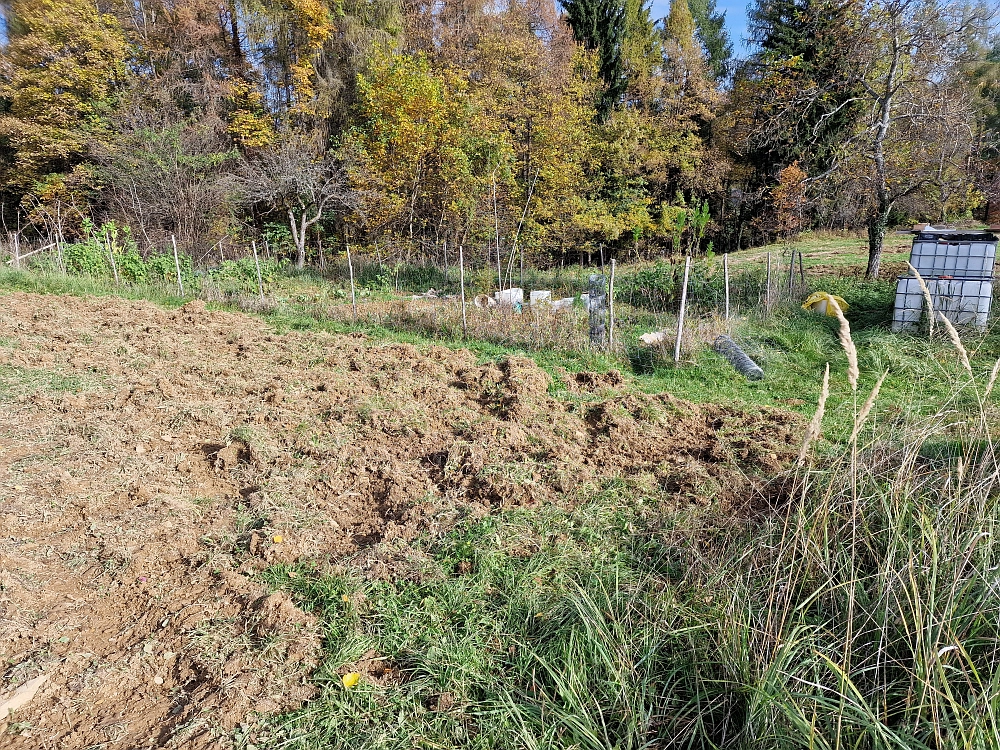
<box><xmin>892</xmin><ymin>277</ymin><xmax>993</xmax><ymax>331</ymax></box>
<box><xmin>494</xmin><ymin>288</ymin><xmax>524</xmax><ymax>306</ymax></box>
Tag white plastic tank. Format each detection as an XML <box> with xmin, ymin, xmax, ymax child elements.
<box><xmin>892</xmin><ymin>229</ymin><xmax>997</xmax><ymax>332</ymax></box>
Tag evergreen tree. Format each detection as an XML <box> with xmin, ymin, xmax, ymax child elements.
<box><xmin>687</xmin><ymin>0</ymin><xmax>732</xmax><ymax>81</ymax></box>
<box><xmin>743</xmin><ymin>0</ymin><xmax>861</xmax><ymax>176</ymax></box>
<box><xmin>560</xmin><ymin>0</ymin><xmax>627</xmax><ymax>117</ymax></box>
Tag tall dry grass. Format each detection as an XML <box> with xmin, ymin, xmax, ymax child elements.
<box><xmin>730</xmin><ymin>286</ymin><xmax>1000</xmax><ymax>749</ymax></box>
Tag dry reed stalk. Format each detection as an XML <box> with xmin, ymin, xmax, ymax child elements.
<box><xmin>849</xmin><ymin>369</ymin><xmax>889</xmax><ymax>444</ymax></box>
<box><xmin>984</xmin><ymin>359</ymin><xmax>1000</xmax><ymax>400</ymax></box>
<box><xmin>828</xmin><ymin>297</ymin><xmax>858</xmax><ymax>391</ymax></box>
<box><xmin>907</xmin><ymin>262</ymin><xmax>935</xmax><ymax>338</ymax></box>
<box><xmin>936</xmin><ymin>311</ymin><xmax>973</xmax><ymax>377</ymax></box>
<box><xmin>797</xmin><ymin>363</ymin><xmax>830</xmax><ymax>466</ymax></box>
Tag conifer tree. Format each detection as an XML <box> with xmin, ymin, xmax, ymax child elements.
<box><xmin>561</xmin><ymin>0</ymin><xmax>628</xmax><ymax>117</ymax></box>
<box><xmin>742</xmin><ymin>0</ymin><xmax>861</xmax><ymax>176</ymax></box>
<box><xmin>686</xmin><ymin>0</ymin><xmax>732</xmax><ymax>80</ymax></box>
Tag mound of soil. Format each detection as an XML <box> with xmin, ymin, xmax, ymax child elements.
<box><xmin>0</xmin><ymin>292</ymin><xmax>799</xmax><ymax>748</ymax></box>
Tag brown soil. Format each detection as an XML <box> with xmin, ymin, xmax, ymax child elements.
<box><xmin>807</xmin><ymin>261</ymin><xmax>910</xmax><ymax>280</ymax></box>
<box><xmin>0</xmin><ymin>292</ymin><xmax>799</xmax><ymax>748</ymax></box>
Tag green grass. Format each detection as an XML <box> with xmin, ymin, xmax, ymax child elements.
<box><xmin>0</xmin><ymin>363</ymin><xmax>90</xmax><ymax>402</ymax></box>
<box><xmin>252</xmin><ymin>367</ymin><xmax>1000</xmax><ymax>748</ymax></box>
<box><xmin>736</xmin><ymin>229</ymin><xmax>915</xmax><ymax>271</ymax></box>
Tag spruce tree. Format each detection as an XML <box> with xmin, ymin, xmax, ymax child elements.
<box><xmin>744</xmin><ymin>0</ymin><xmax>861</xmax><ymax>176</ymax></box>
<box><xmin>687</xmin><ymin>0</ymin><xmax>732</xmax><ymax>81</ymax></box>
<box><xmin>561</xmin><ymin>0</ymin><xmax>628</xmax><ymax>117</ymax></box>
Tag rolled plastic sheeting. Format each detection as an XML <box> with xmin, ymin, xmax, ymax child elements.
<box><xmin>713</xmin><ymin>335</ymin><xmax>764</xmax><ymax>381</ymax></box>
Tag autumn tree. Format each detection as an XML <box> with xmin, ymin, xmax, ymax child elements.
<box><xmin>0</xmin><ymin>0</ymin><xmax>129</xmax><ymax>211</ymax></box>
<box><xmin>969</xmin><ymin>42</ymin><xmax>1000</xmax><ymax>221</ymax></box>
<box><xmin>845</xmin><ymin>0</ymin><xmax>992</xmax><ymax>277</ymax></box>
<box><xmin>235</xmin><ymin>135</ymin><xmax>356</xmax><ymax>269</ymax></box>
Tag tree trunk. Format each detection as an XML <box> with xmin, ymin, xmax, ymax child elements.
<box><xmin>866</xmin><ymin>200</ymin><xmax>889</xmax><ymax>279</ymax></box>
<box><xmin>288</xmin><ymin>208</ymin><xmax>306</xmax><ymax>271</ymax></box>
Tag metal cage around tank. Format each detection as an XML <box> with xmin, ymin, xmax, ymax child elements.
<box><xmin>891</xmin><ymin>230</ymin><xmax>998</xmax><ymax>333</ymax></box>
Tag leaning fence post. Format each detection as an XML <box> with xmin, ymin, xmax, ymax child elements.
<box><xmin>459</xmin><ymin>244</ymin><xmax>468</xmax><ymax>336</ymax></box>
<box><xmin>608</xmin><ymin>259</ymin><xmax>617</xmax><ymax>350</ymax></box>
<box><xmin>346</xmin><ymin>242</ymin><xmax>358</xmax><ymax>322</ymax></box>
<box><xmin>171</xmin><ymin>235</ymin><xmax>184</xmax><ymax>297</ymax></box>
<box><xmin>723</xmin><ymin>252</ymin><xmax>730</xmax><ymax>322</ymax></box>
<box><xmin>798</xmin><ymin>251</ymin><xmax>806</xmax><ymax>288</ymax></box>
<box><xmin>251</xmin><ymin>241</ymin><xmax>265</xmax><ymax>302</ymax></box>
<box><xmin>787</xmin><ymin>249</ymin><xmax>796</xmax><ymax>292</ymax></box>
<box><xmin>674</xmin><ymin>254</ymin><xmax>691</xmax><ymax>364</ymax></box>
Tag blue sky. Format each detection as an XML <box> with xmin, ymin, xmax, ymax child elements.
<box><xmin>650</xmin><ymin>0</ymin><xmax>751</xmax><ymax>58</ymax></box>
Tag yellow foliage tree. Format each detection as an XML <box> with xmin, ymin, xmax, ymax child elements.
<box><xmin>0</xmin><ymin>0</ymin><xmax>129</xmax><ymax>195</ymax></box>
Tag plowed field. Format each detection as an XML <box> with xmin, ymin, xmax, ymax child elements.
<box><xmin>0</xmin><ymin>292</ymin><xmax>799</xmax><ymax>748</ymax></box>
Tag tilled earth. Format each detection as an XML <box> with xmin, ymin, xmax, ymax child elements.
<box><xmin>0</xmin><ymin>292</ymin><xmax>799</xmax><ymax>748</ymax></box>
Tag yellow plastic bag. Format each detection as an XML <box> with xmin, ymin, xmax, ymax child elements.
<box><xmin>802</xmin><ymin>292</ymin><xmax>849</xmax><ymax>316</ymax></box>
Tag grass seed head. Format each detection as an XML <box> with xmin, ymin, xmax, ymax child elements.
<box><xmin>797</xmin><ymin>362</ymin><xmax>830</xmax><ymax>466</ymax></box>
<box><xmin>850</xmin><ymin>369</ymin><xmax>889</xmax><ymax>444</ymax></box>
<box><xmin>907</xmin><ymin>263</ymin><xmax>935</xmax><ymax>338</ymax></box>
<box><xmin>828</xmin><ymin>297</ymin><xmax>858</xmax><ymax>392</ymax></box>
<box><xmin>936</xmin><ymin>312</ymin><xmax>973</xmax><ymax>377</ymax></box>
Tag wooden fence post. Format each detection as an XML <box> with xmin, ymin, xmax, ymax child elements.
<box><xmin>171</xmin><ymin>235</ymin><xmax>183</xmax><ymax>296</ymax></box>
<box><xmin>346</xmin><ymin>242</ymin><xmax>358</xmax><ymax>322</ymax></box>
<box><xmin>251</xmin><ymin>241</ymin><xmax>265</xmax><ymax>302</ymax></box>
<box><xmin>765</xmin><ymin>252</ymin><xmax>772</xmax><ymax>313</ymax></box>
<box><xmin>107</xmin><ymin>236</ymin><xmax>120</xmax><ymax>287</ymax></box>
<box><xmin>460</xmin><ymin>245</ymin><xmax>467</xmax><ymax>336</ymax></box>
<box><xmin>674</xmin><ymin>255</ymin><xmax>691</xmax><ymax>364</ymax></box>
<box><xmin>723</xmin><ymin>252</ymin><xmax>730</xmax><ymax>322</ymax></box>
<box><xmin>608</xmin><ymin>259</ymin><xmax>617</xmax><ymax>350</ymax></box>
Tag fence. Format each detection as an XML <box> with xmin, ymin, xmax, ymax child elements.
<box><xmin>0</xmin><ymin>237</ymin><xmax>925</xmax><ymax>365</ymax></box>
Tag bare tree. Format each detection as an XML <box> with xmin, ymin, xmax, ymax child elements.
<box><xmin>234</xmin><ymin>136</ymin><xmax>358</xmax><ymax>270</ymax></box>
<box><xmin>848</xmin><ymin>0</ymin><xmax>993</xmax><ymax>277</ymax></box>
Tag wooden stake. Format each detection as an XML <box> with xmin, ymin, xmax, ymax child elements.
<box><xmin>171</xmin><ymin>235</ymin><xmax>183</xmax><ymax>296</ymax></box>
<box><xmin>608</xmin><ymin>259</ymin><xmax>617</xmax><ymax>350</ymax></box>
<box><xmin>723</xmin><ymin>252</ymin><xmax>730</xmax><ymax>322</ymax></box>
<box><xmin>798</xmin><ymin>250</ymin><xmax>806</xmax><ymax>287</ymax></box>
<box><xmin>787</xmin><ymin>249</ymin><xmax>795</xmax><ymax>292</ymax></box>
<box><xmin>251</xmin><ymin>241</ymin><xmax>265</xmax><ymax>302</ymax></box>
<box><xmin>346</xmin><ymin>242</ymin><xmax>358</xmax><ymax>322</ymax></box>
<box><xmin>496</xmin><ymin>239</ymin><xmax>502</xmax><ymax>292</ymax></box>
<box><xmin>674</xmin><ymin>255</ymin><xmax>691</xmax><ymax>364</ymax></box>
<box><xmin>107</xmin><ymin>235</ymin><xmax>120</xmax><ymax>287</ymax></box>
<box><xmin>765</xmin><ymin>252</ymin><xmax>772</xmax><ymax>313</ymax></box>
<box><xmin>459</xmin><ymin>244</ymin><xmax>467</xmax><ymax>336</ymax></box>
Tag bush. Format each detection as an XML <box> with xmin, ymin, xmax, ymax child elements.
<box><xmin>208</xmin><ymin>256</ymin><xmax>286</xmax><ymax>294</ymax></box>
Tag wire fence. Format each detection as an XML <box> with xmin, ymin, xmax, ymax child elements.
<box><xmin>1</xmin><ymin>237</ymin><xmax>883</xmax><ymax>365</ymax></box>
